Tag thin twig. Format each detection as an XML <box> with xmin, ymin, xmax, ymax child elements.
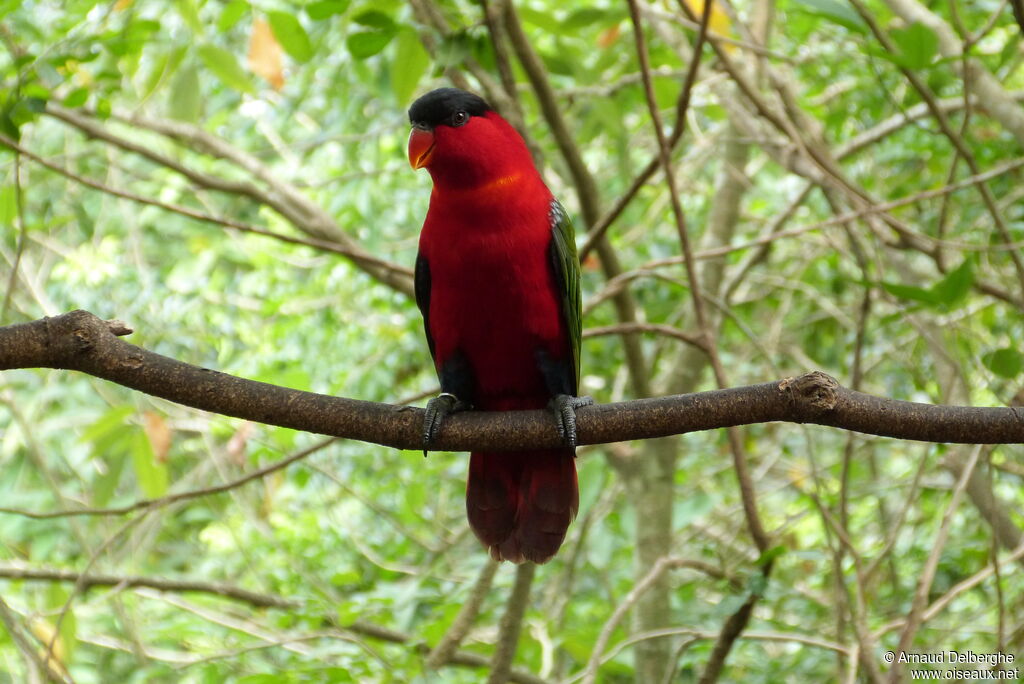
<box><xmin>42</xmin><ymin>106</ymin><xmax>414</xmax><ymax>295</ymax></box>
<box><xmin>849</xmin><ymin>0</ymin><xmax>1024</xmax><ymax>302</ymax></box>
<box><xmin>0</xmin><ymin>439</ymin><xmax>334</xmax><ymax>519</ymax></box>
<box><xmin>874</xmin><ymin>540</ymin><xmax>1024</xmax><ymax>640</ymax></box>
<box><xmin>585</xmin><ymin>158</ymin><xmax>1024</xmax><ymax>314</ymax></box>
<box><xmin>487</xmin><ymin>563</ymin><xmax>535</xmax><ymax>684</ymax></box>
<box><xmin>635</xmin><ymin>0</ymin><xmax>771</xmax><ymax>553</ymax></box>
<box><xmin>0</xmin><ymin>134</ymin><xmax>412</xmax><ymax>280</ymax></box>
<box><xmin>583</xmin><ymin>322</ymin><xmax>706</xmax><ymax>350</ymax></box>
<box><xmin>1</xmin><ymin>147</ymin><xmax>26</xmax><ymax>317</ymax></box>
<box><xmin>0</xmin><ymin>593</ymin><xmax>74</xmax><ymax>683</ymax></box>
<box><xmin>44</xmin><ymin>515</ymin><xmax>144</xmax><ymax>671</ymax></box>
<box><xmin>0</xmin><ymin>564</ymin><xmax>297</xmax><ymax>609</ymax></box>
<box><xmin>0</xmin><ymin>562</ymin><xmax>550</xmax><ymax>683</ymax></box>
<box><xmin>629</xmin><ymin>4</ymin><xmax>773</xmax><ymax>679</ymax></box>
<box><xmin>579</xmin><ymin>14</ymin><xmax>711</xmax><ymax>262</ymax></box>
<box><xmin>426</xmin><ymin>559</ymin><xmax>500</xmax><ymax>668</ymax></box>
<box><xmin>580</xmin><ymin>557</ymin><xmax>733</xmax><ymax>684</ymax></box>
<box><xmin>887</xmin><ymin>445</ymin><xmax>985</xmax><ymax>682</ymax></box>
<box><xmin>570</xmin><ymin>626</ymin><xmax>851</xmax><ymax>683</ymax></box>
<box><xmin>500</xmin><ymin>0</ymin><xmax>653</xmax><ymax>398</ymax></box>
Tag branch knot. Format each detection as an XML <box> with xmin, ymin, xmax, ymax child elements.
<box><xmin>778</xmin><ymin>371</ymin><xmax>839</xmax><ymax>416</ymax></box>
<box><xmin>72</xmin><ymin>327</ymin><xmax>95</xmax><ymax>353</ymax></box>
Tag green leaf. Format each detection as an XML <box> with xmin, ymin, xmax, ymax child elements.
<box><xmin>140</xmin><ymin>46</ymin><xmax>186</xmax><ymax>104</ymax></box>
<box><xmin>307</xmin><ymin>0</ymin><xmax>349</xmax><ymax>20</ymax></box>
<box><xmin>390</xmin><ymin>29</ymin><xmax>428</xmax><ymax>105</ymax></box>
<box><xmin>576</xmin><ymin>457</ymin><xmax>605</xmax><ymax>512</ymax></box>
<box><xmin>63</xmin><ymin>87</ymin><xmax>89</xmax><ymax>108</ymax></box>
<box><xmin>0</xmin><ymin>185</ymin><xmax>16</xmax><ymax>227</ymax></box>
<box><xmin>757</xmin><ymin>545</ymin><xmax>787</xmax><ymax>566</ymax></box>
<box><xmin>95</xmin><ymin>97</ymin><xmax>112</xmax><ymax>118</ymax></box>
<box><xmin>82</xmin><ymin>408</ymin><xmax>135</xmax><ymax>507</ymax></box>
<box><xmin>93</xmin><ymin>451</ymin><xmax>126</xmax><ymax>508</ymax></box>
<box><xmin>141</xmin><ymin>57</ymin><xmax>169</xmax><ymax>104</ymax></box>
<box><xmin>197</xmin><ymin>44</ymin><xmax>256</xmax><ymax>94</ymax></box>
<box><xmin>883</xmin><ymin>260</ymin><xmax>973</xmax><ymax>310</ymax></box>
<box><xmin>0</xmin><ymin>108</ymin><xmax>19</xmax><ymax>141</ymax></box>
<box><xmin>932</xmin><ymin>259</ymin><xmax>973</xmax><ymax>306</ymax></box>
<box><xmin>79</xmin><ymin>405</ymin><xmax>135</xmax><ymax>444</ymax></box>
<box><xmin>176</xmin><ymin>0</ymin><xmax>203</xmax><ymax>34</ymax></box>
<box><xmin>268</xmin><ymin>11</ymin><xmax>314</xmax><ymax>62</ymax></box>
<box><xmin>561</xmin><ymin>7</ymin><xmax>613</xmax><ymax>31</ymax></box>
<box><xmin>352</xmin><ymin>9</ymin><xmax>395</xmax><ymax>30</ymax></box>
<box><xmin>44</xmin><ymin>586</ymin><xmax>77</xmax><ymax>662</ymax></box>
<box><xmin>542</xmin><ymin>50</ymin><xmax>575</xmax><ymax>77</ymax></box>
<box><xmin>673</xmin><ymin>492</ymin><xmax>713</xmax><ymax>530</ymax></box>
<box><xmin>347</xmin><ymin>30</ymin><xmax>394</xmax><ymax>59</ymax></box>
<box><xmin>169</xmin><ymin>63</ymin><xmax>201</xmax><ymax>121</ymax></box>
<box><xmin>436</xmin><ymin>31</ymin><xmax>470</xmax><ymax>68</ymax></box>
<box><xmin>59</xmin><ymin>609</ymin><xmax>77</xmax><ymax>662</ymax></box>
<box><xmin>517</xmin><ymin>5</ymin><xmax>549</xmax><ymax>28</ymax></box>
<box><xmin>237</xmin><ymin>676</ymin><xmax>281</xmax><ymax>684</ymax></box>
<box><xmin>881</xmin><ymin>281</ymin><xmax>938</xmax><ymax>305</ymax></box>
<box><xmin>746</xmin><ymin>571</ymin><xmax>769</xmax><ymax>596</ymax></box>
<box><xmin>891</xmin><ymin>22</ymin><xmax>938</xmax><ymax>69</ymax></box>
<box><xmin>983</xmin><ymin>348</ymin><xmax>1023</xmax><ymax>378</ymax></box>
<box><xmin>23</xmin><ymin>83</ymin><xmax>50</xmax><ymax>100</ymax></box>
<box><xmin>8</xmin><ymin>98</ymin><xmax>43</xmax><ymax>127</ymax></box>
<box><xmin>469</xmin><ymin>32</ymin><xmax>496</xmax><ymax>72</ymax></box>
<box><xmin>131</xmin><ymin>430</ymin><xmax>168</xmax><ymax>498</ymax></box>
<box><xmin>218</xmin><ymin>0</ymin><xmax>249</xmax><ymax>32</ymax></box>
<box><xmin>791</xmin><ymin>0</ymin><xmax>867</xmax><ymax>33</ymax></box>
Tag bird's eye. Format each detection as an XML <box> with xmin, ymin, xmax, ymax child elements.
<box><xmin>451</xmin><ymin>111</ymin><xmax>469</xmax><ymax>127</ymax></box>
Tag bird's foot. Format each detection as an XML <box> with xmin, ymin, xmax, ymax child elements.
<box><xmin>423</xmin><ymin>392</ymin><xmax>470</xmax><ymax>456</ymax></box>
<box><xmin>548</xmin><ymin>394</ymin><xmax>594</xmax><ymax>448</ymax></box>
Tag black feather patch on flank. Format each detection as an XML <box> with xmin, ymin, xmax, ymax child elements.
<box><xmin>409</xmin><ymin>88</ymin><xmax>491</xmax><ymax>128</ymax></box>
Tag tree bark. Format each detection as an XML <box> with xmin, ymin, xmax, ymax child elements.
<box><xmin>2</xmin><ymin>312</ymin><xmax>1023</xmax><ymax>453</ymax></box>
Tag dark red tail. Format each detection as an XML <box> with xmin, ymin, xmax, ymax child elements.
<box><xmin>466</xmin><ymin>450</ymin><xmax>578</xmax><ymax>564</ymax></box>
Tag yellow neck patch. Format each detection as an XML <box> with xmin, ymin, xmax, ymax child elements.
<box><xmin>456</xmin><ymin>172</ymin><xmax>525</xmax><ymax>199</ymax></box>
<box><xmin>484</xmin><ymin>173</ymin><xmax>521</xmax><ymax>191</ymax></box>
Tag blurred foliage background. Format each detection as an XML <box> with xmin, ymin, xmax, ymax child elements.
<box><xmin>1</xmin><ymin>0</ymin><xmax>1023</xmax><ymax>681</ymax></box>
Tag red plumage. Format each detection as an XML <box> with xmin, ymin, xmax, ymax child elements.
<box><xmin>410</xmin><ymin>91</ymin><xmax>579</xmax><ymax>563</ymax></box>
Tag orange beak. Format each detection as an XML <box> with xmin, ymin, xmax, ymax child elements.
<box><xmin>408</xmin><ymin>127</ymin><xmax>435</xmax><ymax>169</ymax></box>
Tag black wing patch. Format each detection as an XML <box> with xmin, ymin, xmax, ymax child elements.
<box><xmin>415</xmin><ymin>252</ymin><xmax>477</xmax><ymax>405</ymax></box>
<box><xmin>414</xmin><ymin>253</ymin><xmax>436</xmax><ymax>362</ymax></box>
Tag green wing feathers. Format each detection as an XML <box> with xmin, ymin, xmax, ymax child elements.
<box><xmin>548</xmin><ymin>200</ymin><xmax>582</xmax><ymax>394</ymax></box>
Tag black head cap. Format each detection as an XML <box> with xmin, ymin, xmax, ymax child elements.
<box><xmin>408</xmin><ymin>88</ymin><xmax>491</xmax><ymax>128</ymax></box>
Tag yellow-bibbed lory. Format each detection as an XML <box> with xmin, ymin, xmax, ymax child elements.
<box><xmin>408</xmin><ymin>87</ymin><xmax>591</xmax><ymax>564</ymax></box>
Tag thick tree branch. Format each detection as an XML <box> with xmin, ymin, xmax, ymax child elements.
<box><xmin>2</xmin><ymin>311</ymin><xmax>1024</xmax><ymax>454</ymax></box>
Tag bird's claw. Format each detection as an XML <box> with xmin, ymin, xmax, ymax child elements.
<box><xmin>549</xmin><ymin>394</ymin><xmax>594</xmax><ymax>448</ymax></box>
<box><xmin>423</xmin><ymin>392</ymin><xmax>470</xmax><ymax>456</ymax></box>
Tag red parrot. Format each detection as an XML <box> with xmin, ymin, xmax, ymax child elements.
<box><xmin>408</xmin><ymin>88</ymin><xmax>591</xmax><ymax>564</ymax></box>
